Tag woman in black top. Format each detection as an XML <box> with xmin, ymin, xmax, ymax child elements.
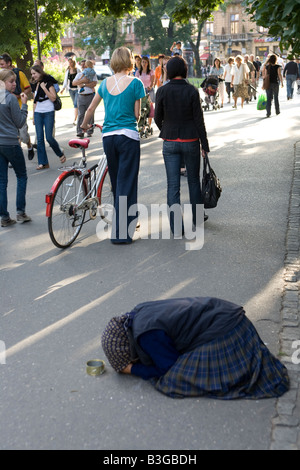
<box><xmin>61</xmin><ymin>58</ymin><xmax>81</xmax><ymax>125</ymax></box>
<box><xmin>155</xmin><ymin>56</ymin><xmax>210</xmax><ymax>235</ymax></box>
<box><xmin>263</xmin><ymin>54</ymin><xmax>283</xmax><ymax>118</ymax></box>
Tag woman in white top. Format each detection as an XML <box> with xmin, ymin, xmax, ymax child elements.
<box><xmin>223</xmin><ymin>57</ymin><xmax>234</xmax><ymax>103</ymax></box>
<box><xmin>230</xmin><ymin>56</ymin><xmax>250</xmax><ymax>109</ymax></box>
<box><xmin>31</xmin><ymin>65</ymin><xmax>66</xmax><ymax>170</ymax></box>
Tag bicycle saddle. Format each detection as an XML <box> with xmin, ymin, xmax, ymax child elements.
<box><xmin>68</xmin><ymin>138</ymin><xmax>90</xmax><ymax>149</ymax></box>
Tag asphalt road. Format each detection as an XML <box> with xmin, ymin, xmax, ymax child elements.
<box><xmin>0</xmin><ymin>84</ymin><xmax>299</xmax><ymax>450</ymax></box>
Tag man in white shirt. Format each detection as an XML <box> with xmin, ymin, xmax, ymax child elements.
<box><xmin>72</xmin><ymin>61</ymin><xmax>98</xmax><ymax>138</ymax></box>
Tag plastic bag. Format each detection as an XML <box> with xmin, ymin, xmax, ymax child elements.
<box><xmin>257</xmin><ymin>93</ymin><xmax>267</xmax><ymax>110</ymax></box>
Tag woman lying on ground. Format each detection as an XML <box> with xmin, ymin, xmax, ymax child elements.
<box><xmin>101</xmin><ymin>296</ymin><xmax>289</xmax><ymax>399</ymax></box>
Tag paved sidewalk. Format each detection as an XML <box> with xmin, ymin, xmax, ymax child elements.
<box><xmin>271</xmin><ymin>141</ymin><xmax>300</xmax><ymax>449</ymax></box>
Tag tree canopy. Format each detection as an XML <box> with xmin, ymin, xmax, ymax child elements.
<box><xmin>243</xmin><ymin>0</ymin><xmax>300</xmax><ymax>55</ymax></box>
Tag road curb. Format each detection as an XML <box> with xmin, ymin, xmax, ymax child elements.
<box><xmin>270</xmin><ymin>141</ymin><xmax>300</xmax><ymax>450</ymax></box>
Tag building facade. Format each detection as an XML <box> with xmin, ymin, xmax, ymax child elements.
<box><xmin>201</xmin><ymin>0</ymin><xmax>281</xmax><ymax>64</ymax></box>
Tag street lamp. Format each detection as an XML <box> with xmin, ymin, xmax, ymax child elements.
<box><xmin>161</xmin><ymin>13</ymin><xmax>170</xmax><ymax>30</ymax></box>
<box><xmin>161</xmin><ymin>13</ymin><xmax>170</xmax><ymax>54</ymax></box>
<box><xmin>34</xmin><ymin>0</ymin><xmax>41</xmax><ymax>60</ymax></box>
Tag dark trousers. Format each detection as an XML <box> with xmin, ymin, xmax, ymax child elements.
<box><xmin>266</xmin><ymin>82</ymin><xmax>280</xmax><ymax>116</ymax></box>
<box><xmin>162</xmin><ymin>140</ymin><xmax>203</xmax><ymax>234</ymax></box>
<box><xmin>103</xmin><ymin>135</ymin><xmax>140</xmax><ymax>243</ymax></box>
<box><xmin>0</xmin><ymin>145</ymin><xmax>28</xmax><ymax>219</ymax></box>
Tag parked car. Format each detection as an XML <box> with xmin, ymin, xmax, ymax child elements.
<box><xmin>94</xmin><ymin>63</ymin><xmax>113</xmax><ymax>80</ymax></box>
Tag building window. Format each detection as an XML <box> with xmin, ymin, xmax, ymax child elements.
<box><xmin>230</xmin><ymin>14</ymin><xmax>239</xmax><ymax>34</ymax></box>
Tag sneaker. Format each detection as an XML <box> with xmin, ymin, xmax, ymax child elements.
<box><xmin>1</xmin><ymin>217</ymin><xmax>16</xmax><ymax>227</ymax></box>
<box><xmin>77</xmin><ymin>133</ymin><xmax>84</xmax><ymax>138</ymax></box>
<box><xmin>17</xmin><ymin>213</ymin><xmax>32</xmax><ymax>223</ymax></box>
<box><xmin>32</xmin><ymin>143</ymin><xmax>37</xmax><ymax>149</ymax></box>
<box><xmin>28</xmin><ymin>147</ymin><xmax>34</xmax><ymax>160</ymax></box>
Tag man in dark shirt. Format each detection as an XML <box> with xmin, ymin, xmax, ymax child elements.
<box><xmin>283</xmin><ymin>59</ymin><xmax>299</xmax><ymax>99</ymax></box>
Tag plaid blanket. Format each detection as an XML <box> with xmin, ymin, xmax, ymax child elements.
<box><xmin>152</xmin><ymin>315</ymin><xmax>289</xmax><ymax>399</ymax></box>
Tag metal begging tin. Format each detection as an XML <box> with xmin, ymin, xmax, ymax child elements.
<box><xmin>86</xmin><ymin>359</ymin><xmax>106</xmax><ymax>376</ymax></box>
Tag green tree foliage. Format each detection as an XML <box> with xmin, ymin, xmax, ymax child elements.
<box><xmin>74</xmin><ymin>15</ymin><xmax>126</xmax><ymax>57</ymax></box>
<box><xmin>243</xmin><ymin>0</ymin><xmax>300</xmax><ymax>55</ymax></box>
<box><xmin>84</xmin><ymin>0</ymin><xmax>223</xmax><ymax>22</ymax></box>
<box><xmin>133</xmin><ymin>0</ymin><xmax>193</xmax><ymax>56</ymax></box>
<box><xmin>0</xmin><ymin>0</ymin><xmax>82</xmax><ymax>70</ymax></box>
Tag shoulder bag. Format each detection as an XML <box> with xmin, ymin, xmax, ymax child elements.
<box><xmin>202</xmin><ymin>153</ymin><xmax>222</xmax><ymax>209</ymax></box>
<box><xmin>54</xmin><ymin>93</ymin><xmax>62</xmax><ymax>111</ymax></box>
<box><xmin>262</xmin><ymin>66</ymin><xmax>270</xmax><ymax>90</ymax></box>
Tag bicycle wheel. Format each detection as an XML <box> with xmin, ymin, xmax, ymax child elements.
<box><xmin>48</xmin><ymin>171</ymin><xmax>87</xmax><ymax>248</ymax></box>
<box><xmin>97</xmin><ymin>167</ymin><xmax>114</xmax><ymax>225</ymax></box>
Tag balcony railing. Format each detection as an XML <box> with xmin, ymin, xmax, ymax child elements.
<box><xmin>212</xmin><ymin>33</ymin><xmax>254</xmax><ymax>43</ymax></box>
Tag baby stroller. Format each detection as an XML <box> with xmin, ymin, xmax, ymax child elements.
<box><xmin>201</xmin><ymin>75</ymin><xmax>220</xmax><ymax>111</ymax></box>
<box><xmin>138</xmin><ymin>94</ymin><xmax>153</xmax><ymax>138</ymax></box>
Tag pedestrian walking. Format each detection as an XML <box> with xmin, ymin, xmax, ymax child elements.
<box><xmin>297</xmin><ymin>59</ymin><xmax>300</xmax><ymax>94</ymax></box>
<box><xmin>80</xmin><ymin>47</ymin><xmax>145</xmax><ymax>244</ymax></box>
<box><xmin>154</xmin><ymin>56</ymin><xmax>210</xmax><ymax>235</ymax></box>
<box><xmin>30</xmin><ymin>65</ymin><xmax>66</xmax><ymax>170</ymax></box>
<box><xmin>0</xmin><ymin>53</ymin><xmax>35</xmax><ymax>160</ymax></box>
<box><xmin>224</xmin><ymin>57</ymin><xmax>234</xmax><ymax>103</ymax></box>
<box><xmin>263</xmin><ymin>54</ymin><xmax>284</xmax><ymax>118</ymax></box>
<box><xmin>154</xmin><ymin>54</ymin><xmax>164</xmax><ymax>89</ymax></box>
<box><xmin>244</xmin><ymin>54</ymin><xmax>256</xmax><ymax>101</ymax></box>
<box><xmin>0</xmin><ymin>69</ymin><xmax>31</xmax><ymax>227</ymax></box>
<box><xmin>135</xmin><ymin>56</ymin><xmax>155</xmax><ymax>127</ymax></box>
<box><xmin>72</xmin><ymin>61</ymin><xmax>98</xmax><ymax>138</ymax></box>
<box><xmin>101</xmin><ymin>297</ymin><xmax>289</xmax><ymax>399</ymax></box>
<box><xmin>60</xmin><ymin>58</ymin><xmax>81</xmax><ymax>125</ymax></box>
<box><xmin>230</xmin><ymin>55</ymin><xmax>249</xmax><ymax>109</ymax></box>
<box><xmin>283</xmin><ymin>58</ymin><xmax>300</xmax><ymax>100</ymax></box>
<box><xmin>210</xmin><ymin>57</ymin><xmax>225</xmax><ymax>107</ymax></box>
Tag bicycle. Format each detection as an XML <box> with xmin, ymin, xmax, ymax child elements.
<box><xmin>45</xmin><ymin>124</ymin><xmax>114</xmax><ymax>249</ymax></box>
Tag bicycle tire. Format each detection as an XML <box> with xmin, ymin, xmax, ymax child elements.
<box><xmin>97</xmin><ymin>167</ymin><xmax>114</xmax><ymax>225</ymax></box>
<box><xmin>48</xmin><ymin>171</ymin><xmax>87</xmax><ymax>248</ymax></box>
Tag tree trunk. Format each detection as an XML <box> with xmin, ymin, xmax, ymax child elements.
<box><xmin>16</xmin><ymin>38</ymin><xmax>33</xmax><ymax>79</ymax></box>
<box><xmin>188</xmin><ymin>21</ymin><xmax>204</xmax><ymax>77</ymax></box>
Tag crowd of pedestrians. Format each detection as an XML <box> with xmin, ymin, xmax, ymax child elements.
<box><xmin>0</xmin><ymin>46</ymin><xmax>299</xmax><ymax>231</ymax></box>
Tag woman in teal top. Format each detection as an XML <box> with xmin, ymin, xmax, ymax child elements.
<box><xmin>81</xmin><ymin>47</ymin><xmax>145</xmax><ymax>244</ymax></box>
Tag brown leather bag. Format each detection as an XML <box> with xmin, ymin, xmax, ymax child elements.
<box><xmin>263</xmin><ymin>66</ymin><xmax>270</xmax><ymax>90</ymax></box>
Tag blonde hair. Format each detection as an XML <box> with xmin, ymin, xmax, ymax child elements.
<box><xmin>110</xmin><ymin>47</ymin><xmax>134</xmax><ymax>73</ymax></box>
<box><xmin>235</xmin><ymin>55</ymin><xmax>244</xmax><ymax>63</ymax></box>
<box><xmin>85</xmin><ymin>60</ymin><xmax>94</xmax><ymax>68</ymax></box>
<box><xmin>0</xmin><ymin>69</ymin><xmax>16</xmax><ymax>82</ymax></box>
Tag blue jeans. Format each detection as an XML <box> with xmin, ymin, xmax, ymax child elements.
<box><xmin>69</xmin><ymin>88</ymin><xmax>78</xmax><ymax>108</ymax></box>
<box><xmin>286</xmin><ymin>74</ymin><xmax>297</xmax><ymax>99</ymax></box>
<box><xmin>34</xmin><ymin>111</ymin><xmax>63</xmax><ymax>165</ymax></box>
<box><xmin>0</xmin><ymin>145</ymin><xmax>28</xmax><ymax>219</ymax></box>
<box><xmin>266</xmin><ymin>82</ymin><xmax>280</xmax><ymax>115</ymax></box>
<box><xmin>163</xmin><ymin>140</ymin><xmax>203</xmax><ymax>234</ymax></box>
<box><xmin>103</xmin><ymin>135</ymin><xmax>140</xmax><ymax>243</ymax></box>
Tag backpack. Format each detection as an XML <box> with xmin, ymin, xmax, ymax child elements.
<box><xmin>12</xmin><ymin>68</ymin><xmax>22</xmax><ymax>96</ymax></box>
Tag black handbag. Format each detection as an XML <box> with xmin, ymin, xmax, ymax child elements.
<box><xmin>202</xmin><ymin>153</ymin><xmax>222</xmax><ymax>209</ymax></box>
<box><xmin>54</xmin><ymin>94</ymin><xmax>62</xmax><ymax>111</ymax></box>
